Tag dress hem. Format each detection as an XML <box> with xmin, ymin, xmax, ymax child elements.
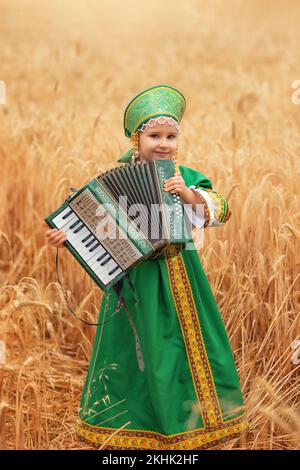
<box><xmin>76</xmin><ymin>415</ymin><xmax>249</xmax><ymax>450</ymax></box>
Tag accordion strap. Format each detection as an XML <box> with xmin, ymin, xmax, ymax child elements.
<box><xmin>112</xmin><ymin>275</ymin><xmax>144</xmax><ymax>372</ymax></box>
<box><xmin>55</xmin><ymin>248</ymin><xmax>121</xmax><ymax>326</ymax></box>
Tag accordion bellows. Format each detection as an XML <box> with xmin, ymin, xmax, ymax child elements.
<box><xmin>45</xmin><ymin>159</ymin><xmax>192</xmax><ymax>291</ymax></box>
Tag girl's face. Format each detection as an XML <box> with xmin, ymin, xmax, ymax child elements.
<box><xmin>138</xmin><ymin>123</ymin><xmax>178</xmax><ymax>162</ymax></box>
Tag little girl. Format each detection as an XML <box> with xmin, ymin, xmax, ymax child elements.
<box><xmin>44</xmin><ymin>85</ymin><xmax>248</xmax><ymax>450</ymax></box>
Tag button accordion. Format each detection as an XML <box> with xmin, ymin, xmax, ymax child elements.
<box><xmin>45</xmin><ymin>159</ymin><xmax>192</xmax><ymax>291</ymax></box>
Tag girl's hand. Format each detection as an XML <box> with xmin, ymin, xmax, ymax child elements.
<box><xmin>164</xmin><ymin>173</ymin><xmax>188</xmax><ymax>196</ymax></box>
<box><xmin>43</xmin><ymin>221</ymin><xmax>67</xmax><ymax>248</ymax></box>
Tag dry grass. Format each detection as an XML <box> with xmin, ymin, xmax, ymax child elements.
<box><xmin>0</xmin><ymin>0</ymin><xmax>299</xmax><ymax>450</ymax></box>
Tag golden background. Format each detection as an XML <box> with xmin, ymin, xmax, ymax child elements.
<box><xmin>0</xmin><ymin>0</ymin><xmax>299</xmax><ymax>449</ymax></box>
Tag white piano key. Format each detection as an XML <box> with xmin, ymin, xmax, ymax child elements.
<box><xmin>68</xmin><ymin>217</ymin><xmax>82</xmax><ymax>231</ymax></box>
<box><xmin>88</xmin><ymin>251</ymin><xmax>109</xmax><ymax>269</ymax></box>
<box><xmin>104</xmin><ymin>273</ymin><xmax>122</xmax><ymax>285</ymax></box>
<box><xmin>104</xmin><ymin>265</ymin><xmax>123</xmax><ymax>284</ymax></box>
<box><xmin>52</xmin><ymin>204</ymin><xmax>124</xmax><ymax>286</ymax></box>
<box><xmin>66</xmin><ymin>228</ymin><xmax>90</xmax><ymax>247</ymax></box>
<box><xmin>102</xmin><ymin>270</ymin><xmax>121</xmax><ymax>286</ymax></box>
<box><xmin>76</xmin><ymin>240</ymin><xmax>103</xmax><ymax>258</ymax></box>
<box><xmin>103</xmin><ymin>263</ymin><xmax>122</xmax><ymax>284</ymax></box>
<box><xmin>94</xmin><ymin>259</ymin><xmax>117</xmax><ymax>282</ymax></box>
<box><xmin>86</xmin><ymin>240</ymin><xmax>102</xmax><ymax>254</ymax></box>
<box><xmin>72</xmin><ymin>221</ymin><xmax>87</xmax><ymax>233</ymax></box>
<box><xmin>74</xmin><ymin>235</ymin><xmax>96</xmax><ymax>251</ymax></box>
<box><xmin>84</xmin><ymin>236</ymin><xmax>98</xmax><ymax>249</ymax></box>
<box><xmin>66</xmin><ymin>226</ymin><xmax>106</xmax><ymax>261</ymax></box>
<box><xmin>85</xmin><ymin>246</ymin><xmax>106</xmax><ymax>264</ymax></box>
<box><xmin>93</xmin><ymin>257</ymin><xmax>114</xmax><ymax>275</ymax></box>
<box><xmin>54</xmin><ymin>216</ymin><xmax>78</xmax><ymax>235</ymax></box>
<box><xmin>84</xmin><ymin>245</ymin><xmax>106</xmax><ymax>264</ymax></box>
<box><xmin>86</xmin><ymin>252</ymin><xmax>107</xmax><ymax>271</ymax></box>
<box><xmin>112</xmin><ymin>267</ymin><xmax>122</xmax><ymax>277</ymax></box>
<box><xmin>59</xmin><ymin>213</ymin><xmax>79</xmax><ymax>231</ymax></box>
<box><xmin>72</xmin><ymin>244</ymin><xmax>104</xmax><ymax>266</ymax></box>
<box><xmin>72</xmin><ymin>233</ymin><xmax>97</xmax><ymax>250</ymax></box>
<box><xmin>71</xmin><ymin>239</ymin><xmax>90</xmax><ymax>252</ymax></box>
<box><xmin>52</xmin><ymin>207</ymin><xmax>72</xmax><ymax>226</ymax></box>
<box><xmin>81</xmin><ymin>232</ymin><xmax>94</xmax><ymax>244</ymax></box>
<box><xmin>52</xmin><ymin>208</ymin><xmax>76</xmax><ymax>229</ymax></box>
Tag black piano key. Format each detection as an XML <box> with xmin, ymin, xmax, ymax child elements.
<box><xmin>73</xmin><ymin>223</ymin><xmax>85</xmax><ymax>234</ymax></box>
<box><xmin>100</xmin><ymin>256</ymin><xmax>111</xmax><ymax>267</ymax></box>
<box><xmin>82</xmin><ymin>233</ymin><xmax>93</xmax><ymax>243</ymax></box>
<box><xmin>96</xmin><ymin>252</ymin><xmax>108</xmax><ymax>262</ymax></box>
<box><xmin>89</xmin><ymin>242</ymin><xmax>101</xmax><ymax>252</ymax></box>
<box><xmin>86</xmin><ymin>237</ymin><xmax>96</xmax><ymax>248</ymax></box>
<box><xmin>69</xmin><ymin>219</ymin><xmax>80</xmax><ymax>229</ymax></box>
<box><xmin>62</xmin><ymin>209</ymin><xmax>73</xmax><ymax>220</ymax></box>
<box><xmin>108</xmin><ymin>265</ymin><xmax>120</xmax><ymax>276</ymax></box>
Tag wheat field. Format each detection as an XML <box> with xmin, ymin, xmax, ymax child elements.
<box><xmin>0</xmin><ymin>0</ymin><xmax>299</xmax><ymax>450</ymax></box>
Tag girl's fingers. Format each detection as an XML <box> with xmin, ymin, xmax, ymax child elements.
<box><xmin>165</xmin><ymin>176</ymin><xmax>181</xmax><ymax>184</ymax></box>
<box><xmin>47</xmin><ymin>233</ymin><xmax>67</xmax><ymax>244</ymax></box>
<box><xmin>46</xmin><ymin>228</ymin><xmax>63</xmax><ymax>236</ymax></box>
<box><xmin>165</xmin><ymin>184</ymin><xmax>182</xmax><ymax>191</ymax></box>
<box><xmin>165</xmin><ymin>176</ymin><xmax>182</xmax><ymax>184</ymax></box>
<box><xmin>46</xmin><ymin>229</ymin><xmax>58</xmax><ymax>236</ymax></box>
<box><xmin>53</xmin><ymin>231</ymin><xmax>67</xmax><ymax>238</ymax></box>
<box><xmin>164</xmin><ymin>181</ymin><xmax>183</xmax><ymax>190</ymax></box>
<box><xmin>45</xmin><ymin>226</ymin><xmax>58</xmax><ymax>233</ymax></box>
<box><xmin>43</xmin><ymin>225</ymin><xmax>67</xmax><ymax>248</ymax></box>
<box><xmin>51</xmin><ymin>233</ymin><xmax>67</xmax><ymax>242</ymax></box>
<box><xmin>47</xmin><ymin>231</ymin><xmax>62</xmax><ymax>240</ymax></box>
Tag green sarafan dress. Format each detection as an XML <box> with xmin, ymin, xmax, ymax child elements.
<box><xmin>76</xmin><ymin>165</ymin><xmax>249</xmax><ymax>450</ymax></box>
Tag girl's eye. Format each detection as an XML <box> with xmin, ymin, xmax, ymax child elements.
<box><xmin>150</xmin><ymin>135</ymin><xmax>176</xmax><ymax>138</ymax></box>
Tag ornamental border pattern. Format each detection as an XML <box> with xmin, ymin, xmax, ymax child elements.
<box><xmin>165</xmin><ymin>252</ymin><xmax>224</xmax><ymax>427</ymax></box>
<box><xmin>131</xmin><ymin>112</ymin><xmax>178</xmax><ymax>137</ymax></box>
<box><xmin>76</xmin><ymin>415</ymin><xmax>248</xmax><ymax>450</ymax></box>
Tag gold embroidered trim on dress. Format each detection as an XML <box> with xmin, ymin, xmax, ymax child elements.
<box><xmin>77</xmin><ymin>416</ymin><xmax>249</xmax><ymax>450</ymax></box>
<box><xmin>165</xmin><ymin>252</ymin><xmax>225</xmax><ymax>427</ymax></box>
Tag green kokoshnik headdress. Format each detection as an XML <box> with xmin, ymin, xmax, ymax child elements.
<box><xmin>118</xmin><ymin>85</ymin><xmax>186</xmax><ymax>163</ymax></box>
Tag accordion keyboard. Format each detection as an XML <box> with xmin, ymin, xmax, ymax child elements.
<box><xmin>52</xmin><ymin>206</ymin><xmax>123</xmax><ymax>286</ymax></box>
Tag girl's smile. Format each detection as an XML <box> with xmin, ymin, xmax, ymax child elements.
<box><xmin>154</xmin><ymin>151</ymin><xmax>170</xmax><ymax>156</ymax></box>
